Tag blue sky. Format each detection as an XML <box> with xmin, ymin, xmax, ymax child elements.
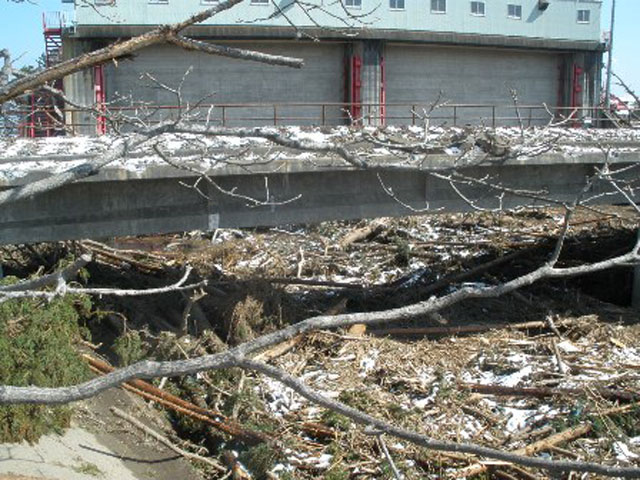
<box><xmin>600</xmin><ymin>0</ymin><xmax>638</xmax><ymax>99</ymax></box>
<box><xmin>1</xmin><ymin>0</ymin><xmax>638</xmax><ymax>98</ymax></box>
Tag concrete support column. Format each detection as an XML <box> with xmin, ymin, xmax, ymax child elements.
<box><xmin>585</xmin><ymin>51</ymin><xmax>603</xmax><ymax>111</ymax></box>
<box><xmin>62</xmin><ymin>38</ymin><xmax>97</xmax><ymax>135</ymax></box>
<box><xmin>346</xmin><ymin>41</ymin><xmax>385</xmax><ymax>126</ymax></box>
<box><xmin>361</xmin><ymin>40</ymin><xmax>385</xmax><ymax>126</ymax></box>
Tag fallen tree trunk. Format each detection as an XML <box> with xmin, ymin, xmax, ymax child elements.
<box><xmin>372</xmin><ymin>317</ymin><xmax>581</xmax><ymax>337</ymax></box>
<box><xmin>464</xmin><ymin>383</ymin><xmax>638</xmax><ymax>403</ymax></box>
<box><xmin>452</xmin><ymin>423</ymin><xmax>593</xmax><ymax>478</ymax></box>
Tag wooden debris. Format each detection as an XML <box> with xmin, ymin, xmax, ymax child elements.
<box><xmin>300</xmin><ymin>421</ymin><xmax>338</xmax><ymax>440</ymax></box>
<box><xmin>452</xmin><ymin>423</ymin><xmax>592</xmax><ymax>478</ymax></box>
<box><xmin>339</xmin><ymin>218</ymin><xmax>387</xmax><ymax>249</ymax></box>
<box><xmin>372</xmin><ymin>317</ymin><xmax>581</xmax><ymax>337</ymax></box>
<box><xmin>222</xmin><ymin>451</ymin><xmax>253</xmax><ymax>479</ymax></box>
<box><xmin>80</xmin><ymin>239</ymin><xmax>165</xmax><ymax>274</ymax></box>
<box><xmin>180</xmin><ymin>288</ymin><xmax>208</xmax><ymax>336</ymax></box>
<box><xmin>551</xmin><ymin>339</ymin><xmax>569</xmax><ymax>375</ymax></box>
<box><xmin>254</xmin><ymin>297</ymin><xmax>350</xmax><ymax>361</ymax></box>
<box><xmin>416</xmin><ymin>248</ymin><xmax>530</xmax><ymax>297</ymax></box>
<box><xmin>253</xmin><ymin>335</ymin><xmax>305</xmax><ymax>362</ymax></box>
<box><xmin>596</xmin><ymin>401</ymin><xmax>640</xmax><ymax>417</ymax></box>
<box><xmin>461</xmin><ymin>404</ymin><xmax>501</xmax><ymax>425</ymax></box>
<box><xmin>505</xmin><ymin>465</ymin><xmax>540</xmax><ymax>480</ymax></box>
<box><xmin>494</xmin><ymin>470</ymin><xmax>519</xmax><ymax>480</ymax></box>
<box><xmin>348</xmin><ymin>323</ymin><xmax>367</xmax><ymax>337</ymax></box>
<box><xmin>84</xmin><ymin>354</ymin><xmax>269</xmax><ymax>445</ymax></box>
<box><xmin>545</xmin><ymin>314</ymin><xmax>564</xmax><ymax>339</ymax></box>
<box><xmin>463</xmin><ymin>383</ymin><xmax>638</xmax><ymax>403</ymax></box>
<box><xmin>263</xmin><ymin>277</ymin><xmax>366</xmax><ymax>289</ymax></box>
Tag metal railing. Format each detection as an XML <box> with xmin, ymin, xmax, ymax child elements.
<box><xmin>2</xmin><ymin>102</ymin><xmax>636</xmax><ymax>137</ymax></box>
<box><xmin>43</xmin><ymin>11</ymin><xmax>75</xmax><ymax>31</ymax></box>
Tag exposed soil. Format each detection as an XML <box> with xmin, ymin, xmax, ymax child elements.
<box><xmin>0</xmin><ymin>387</ymin><xmax>204</xmax><ymax>480</ymax></box>
<box><xmin>75</xmin><ymin>388</ymin><xmax>204</xmax><ymax>480</ymax></box>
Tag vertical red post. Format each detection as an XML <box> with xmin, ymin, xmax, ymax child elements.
<box><xmin>350</xmin><ymin>55</ymin><xmax>362</xmax><ymax>123</ymax></box>
<box><xmin>94</xmin><ymin>64</ymin><xmax>107</xmax><ymax>135</ymax></box>
<box><xmin>571</xmin><ymin>64</ymin><xmax>583</xmax><ymax>127</ymax></box>
<box><xmin>380</xmin><ymin>56</ymin><xmax>386</xmax><ymax>125</ymax></box>
<box><xmin>29</xmin><ymin>95</ymin><xmax>36</xmax><ymax>138</ymax></box>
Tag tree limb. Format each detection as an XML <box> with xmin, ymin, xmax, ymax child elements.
<box><xmin>1</xmin><ymin>241</ymin><xmax>638</xmax><ymax>404</ymax></box>
<box><xmin>0</xmin><ymin>254</ymin><xmax>91</xmax><ymax>292</ymax></box>
<box><xmin>0</xmin><ymin>0</ymin><xmax>302</xmax><ymax>105</ymax></box>
<box><xmin>166</xmin><ymin>35</ymin><xmax>303</xmax><ymax>68</ymax></box>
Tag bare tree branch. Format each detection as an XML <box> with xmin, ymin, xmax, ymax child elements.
<box><xmin>0</xmin><ymin>254</ymin><xmax>91</xmax><ymax>292</ymax></box>
<box><xmin>0</xmin><ymin>265</ymin><xmax>206</xmax><ymax>303</ymax></box>
<box><xmin>0</xmin><ymin>0</ymin><xmax>303</xmax><ymax>105</ymax></box>
<box><xmin>2</xmin><ymin>236</ymin><xmax>638</xmax><ymax>403</ymax></box>
<box><xmin>166</xmin><ymin>35</ymin><xmax>303</xmax><ymax>68</ymax></box>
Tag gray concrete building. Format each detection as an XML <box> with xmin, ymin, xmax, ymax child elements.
<box><xmin>56</xmin><ymin>0</ymin><xmax>604</xmax><ymax>131</ymax></box>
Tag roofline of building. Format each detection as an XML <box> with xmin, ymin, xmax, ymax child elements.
<box><xmin>72</xmin><ymin>25</ymin><xmax>605</xmax><ymax>52</ymax></box>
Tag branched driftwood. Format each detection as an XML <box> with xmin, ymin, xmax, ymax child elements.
<box><xmin>0</xmin><ymin>254</ymin><xmax>91</xmax><ymax>292</ymax></box>
<box><xmin>0</xmin><ymin>0</ymin><xmax>302</xmax><ymax>105</ymax></box>
<box><xmin>2</xmin><ymin>231</ymin><xmax>640</xmax><ymax>476</ymax></box>
<box><xmin>80</xmin><ymin>240</ymin><xmax>166</xmax><ymax>273</ymax></box>
<box><xmin>0</xmin><ymin>265</ymin><xmax>206</xmax><ymax>302</ymax></box>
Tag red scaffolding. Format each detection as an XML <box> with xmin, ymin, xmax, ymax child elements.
<box><xmin>20</xmin><ymin>13</ymin><xmax>65</xmax><ymax>137</ymax></box>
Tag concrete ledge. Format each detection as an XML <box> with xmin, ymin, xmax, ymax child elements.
<box><xmin>1</xmin><ymin>155</ymin><xmax>637</xmax><ymax>245</ymax></box>
<box><xmin>1</xmin><ymin>150</ymin><xmax>639</xmax><ymax>187</ymax></box>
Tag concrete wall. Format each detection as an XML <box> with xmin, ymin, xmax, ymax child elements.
<box><xmin>104</xmin><ymin>41</ymin><xmax>347</xmax><ymax>126</ymax></box>
<box><xmin>73</xmin><ymin>0</ymin><xmax>602</xmax><ymax>43</ymax></box>
<box><xmin>65</xmin><ymin>38</ymin><xmax>580</xmax><ymax>128</ymax></box>
<box><xmin>62</xmin><ymin>37</ymin><xmax>97</xmax><ymax>135</ymax></box>
<box><xmin>2</xmin><ymin>151</ymin><xmax>637</xmax><ymax>245</ymax></box>
<box><xmin>384</xmin><ymin>44</ymin><xmax>560</xmax><ymax>125</ymax></box>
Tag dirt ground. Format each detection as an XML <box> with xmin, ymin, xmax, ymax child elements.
<box><xmin>0</xmin><ymin>388</ymin><xmax>203</xmax><ymax>480</ymax></box>
<box><xmin>1</xmin><ymin>206</ymin><xmax>639</xmax><ymax>479</ymax></box>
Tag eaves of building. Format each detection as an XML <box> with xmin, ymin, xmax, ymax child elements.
<box><xmin>71</xmin><ymin>25</ymin><xmax>605</xmax><ymax>52</ymax></box>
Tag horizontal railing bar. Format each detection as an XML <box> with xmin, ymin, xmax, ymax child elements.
<box><xmin>4</xmin><ymin>102</ymin><xmax>635</xmax><ymax>137</ymax></box>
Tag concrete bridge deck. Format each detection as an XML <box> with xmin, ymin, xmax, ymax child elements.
<box><xmin>1</xmin><ymin>142</ymin><xmax>639</xmax><ymax>245</ymax></box>
<box><xmin>0</xmin><ymin>125</ymin><xmax>640</xmax><ymax>244</ymax></box>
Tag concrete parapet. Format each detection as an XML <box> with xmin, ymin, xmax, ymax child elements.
<box><xmin>1</xmin><ymin>151</ymin><xmax>638</xmax><ymax>245</ymax></box>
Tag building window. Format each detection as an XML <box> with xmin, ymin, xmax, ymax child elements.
<box><xmin>344</xmin><ymin>0</ymin><xmax>362</xmax><ymax>8</ymax></box>
<box><xmin>431</xmin><ymin>0</ymin><xmax>446</xmax><ymax>14</ymax></box>
<box><xmin>507</xmin><ymin>4</ymin><xmax>522</xmax><ymax>19</ymax></box>
<box><xmin>577</xmin><ymin>9</ymin><xmax>591</xmax><ymax>23</ymax></box>
<box><xmin>470</xmin><ymin>1</ymin><xmax>485</xmax><ymax>16</ymax></box>
<box><xmin>390</xmin><ymin>0</ymin><xmax>405</xmax><ymax>10</ymax></box>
